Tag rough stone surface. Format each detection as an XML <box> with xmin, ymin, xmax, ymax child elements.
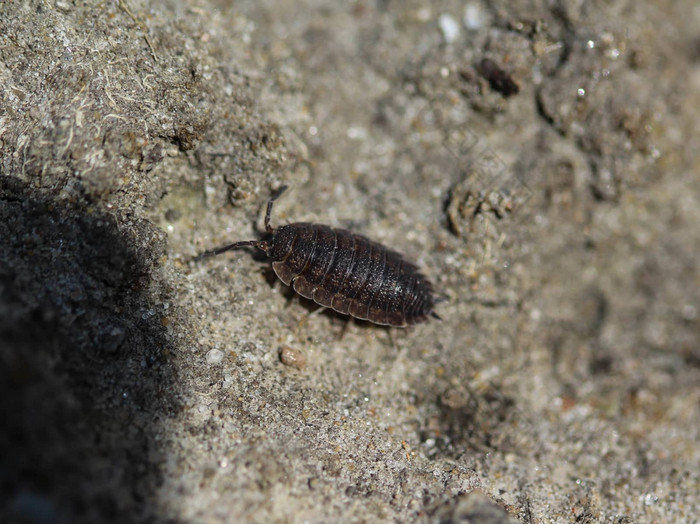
<box><xmin>1</xmin><ymin>1</ymin><xmax>698</xmax><ymax>522</ymax></box>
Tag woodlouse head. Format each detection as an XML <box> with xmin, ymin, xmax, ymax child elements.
<box><xmin>266</xmin><ymin>225</ymin><xmax>295</xmax><ymax>261</ymax></box>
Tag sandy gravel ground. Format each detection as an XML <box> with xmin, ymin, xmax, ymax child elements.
<box><xmin>1</xmin><ymin>1</ymin><xmax>698</xmax><ymax>522</ymax></box>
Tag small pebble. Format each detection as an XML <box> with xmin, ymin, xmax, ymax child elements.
<box><xmin>438</xmin><ymin>14</ymin><xmax>460</xmax><ymax>44</ymax></box>
<box><xmin>279</xmin><ymin>345</ymin><xmax>306</xmax><ymax>370</ymax></box>
<box><xmin>206</xmin><ymin>348</ymin><xmax>224</xmax><ymax>365</ymax></box>
<box><xmin>463</xmin><ymin>3</ymin><xmax>487</xmax><ymax>30</ymax></box>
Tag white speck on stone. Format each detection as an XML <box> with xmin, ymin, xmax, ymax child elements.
<box><xmin>643</xmin><ymin>492</ymin><xmax>658</xmax><ymax>506</ymax></box>
<box><xmin>463</xmin><ymin>3</ymin><xmax>486</xmax><ymax>30</ymax></box>
<box><xmin>681</xmin><ymin>304</ymin><xmax>697</xmax><ymax>320</ymax></box>
<box><xmin>438</xmin><ymin>14</ymin><xmax>460</xmax><ymax>44</ymax></box>
<box><xmin>347</xmin><ymin>126</ymin><xmax>367</xmax><ymax>139</ymax></box>
<box><xmin>416</xmin><ymin>7</ymin><xmax>431</xmax><ymax>22</ymax></box>
<box><xmin>206</xmin><ymin>348</ymin><xmax>225</xmax><ymax>365</ymax></box>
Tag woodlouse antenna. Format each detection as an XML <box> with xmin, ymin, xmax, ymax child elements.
<box><xmin>195</xmin><ymin>186</ymin><xmax>288</xmax><ymax>261</ymax></box>
<box><xmin>194</xmin><ymin>240</ymin><xmax>268</xmax><ymax>261</ymax></box>
<box><xmin>265</xmin><ymin>185</ymin><xmax>289</xmax><ymax>233</ymax></box>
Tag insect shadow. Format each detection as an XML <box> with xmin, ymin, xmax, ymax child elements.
<box><xmin>1</xmin><ymin>176</ymin><xmax>180</xmax><ymax>522</ymax></box>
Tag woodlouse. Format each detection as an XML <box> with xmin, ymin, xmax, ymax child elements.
<box><xmin>198</xmin><ymin>187</ymin><xmax>439</xmax><ymax>327</ymax></box>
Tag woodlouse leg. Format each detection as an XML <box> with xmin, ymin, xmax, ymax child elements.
<box><xmin>386</xmin><ymin>328</ymin><xmax>397</xmax><ymax>351</ymax></box>
<box><xmin>430</xmin><ymin>295</ymin><xmax>447</xmax><ymax>321</ymax></box>
<box><xmin>336</xmin><ymin>315</ymin><xmax>352</xmax><ymax>340</ymax></box>
<box><xmin>296</xmin><ymin>304</ymin><xmax>326</xmax><ymax>325</ymax></box>
<box><xmin>293</xmin><ymin>304</ymin><xmax>325</xmax><ymax>338</ymax></box>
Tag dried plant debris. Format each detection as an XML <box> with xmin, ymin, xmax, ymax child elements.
<box><xmin>475</xmin><ymin>58</ymin><xmax>520</xmax><ymax>97</ymax></box>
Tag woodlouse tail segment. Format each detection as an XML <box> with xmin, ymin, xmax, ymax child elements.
<box><xmin>195</xmin><ymin>240</ymin><xmax>269</xmax><ymax>261</ymax></box>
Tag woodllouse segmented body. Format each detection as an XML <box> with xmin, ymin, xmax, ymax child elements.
<box><xmin>198</xmin><ymin>187</ymin><xmax>438</xmax><ymax>327</ymax></box>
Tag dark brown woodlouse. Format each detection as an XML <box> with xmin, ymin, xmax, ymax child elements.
<box><xmin>198</xmin><ymin>187</ymin><xmax>440</xmax><ymax>327</ymax></box>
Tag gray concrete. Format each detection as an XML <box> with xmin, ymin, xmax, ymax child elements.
<box><xmin>1</xmin><ymin>1</ymin><xmax>698</xmax><ymax>522</ymax></box>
